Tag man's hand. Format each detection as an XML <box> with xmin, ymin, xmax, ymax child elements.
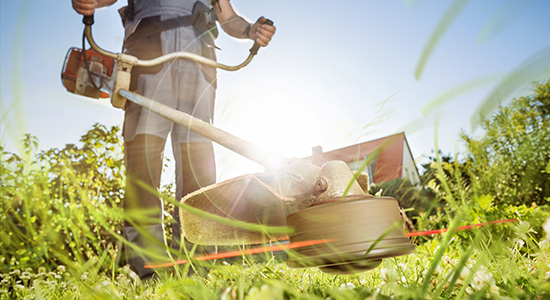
<box><xmin>72</xmin><ymin>0</ymin><xmax>117</xmax><ymax>16</ymax></box>
<box><xmin>213</xmin><ymin>0</ymin><xmax>276</xmax><ymax>46</ymax></box>
<box><xmin>249</xmin><ymin>17</ymin><xmax>276</xmax><ymax>47</ymax></box>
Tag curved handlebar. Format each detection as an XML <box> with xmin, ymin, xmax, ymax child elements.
<box><xmin>82</xmin><ymin>14</ymin><xmax>272</xmax><ymax>71</ymax></box>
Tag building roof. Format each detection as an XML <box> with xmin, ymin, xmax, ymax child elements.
<box><xmin>304</xmin><ymin>133</ymin><xmax>417</xmax><ymax>183</ymax></box>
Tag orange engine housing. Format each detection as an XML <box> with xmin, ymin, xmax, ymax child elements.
<box><xmin>61</xmin><ymin>47</ymin><xmax>115</xmax><ymax>99</ymax></box>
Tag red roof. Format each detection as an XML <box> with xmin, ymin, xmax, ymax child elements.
<box><xmin>304</xmin><ymin>133</ymin><xmax>406</xmax><ymax>183</ymax></box>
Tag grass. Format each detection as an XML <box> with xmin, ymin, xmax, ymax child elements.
<box><xmin>1</xmin><ymin>229</ymin><xmax>549</xmax><ymax>299</ymax></box>
<box><xmin>1</xmin><ymin>141</ymin><xmax>549</xmax><ymax>299</ymax></box>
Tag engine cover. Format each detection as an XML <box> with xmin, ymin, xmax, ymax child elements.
<box><xmin>61</xmin><ymin>47</ymin><xmax>114</xmax><ymax>99</ymax></box>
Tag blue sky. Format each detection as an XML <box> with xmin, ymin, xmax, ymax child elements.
<box><xmin>1</xmin><ymin>0</ymin><xmax>549</xmax><ymax>181</ymax></box>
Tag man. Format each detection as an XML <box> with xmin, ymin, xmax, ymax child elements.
<box><xmin>71</xmin><ymin>0</ymin><xmax>276</xmax><ymax>279</ymax></box>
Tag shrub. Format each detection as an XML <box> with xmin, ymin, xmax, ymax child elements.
<box><xmin>0</xmin><ymin>124</ymin><xmax>125</xmax><ymax>273</ymax></box>
<box><xmin>462</xmin><ymin>80</ymin><xmax>550</xmax><ymax>206</ymax></box>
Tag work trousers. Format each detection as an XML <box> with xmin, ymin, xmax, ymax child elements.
<box><xmin>121</xmin><ymin>15</ymin><xmax>217</xmax><ymax>278</ymax></box>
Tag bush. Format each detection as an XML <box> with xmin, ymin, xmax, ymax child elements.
<box><xmin>415</xmin><ymin>82</ymin><xmax>550</xmax><ymax>240</ymax></box>
<box><xmin>462</xmin><ymin>80</ymin><xmax>550</xmax><ymax>206</ymax></box>
<box><xmin>0</xmin><ymin>124</ymin><xmax>125</xmax><ymax>273</ymax></box>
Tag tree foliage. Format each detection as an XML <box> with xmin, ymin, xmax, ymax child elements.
<box><xmin>462</xmin><ymin>80</ymin><xmax>550</xmax><ymax>206</ymax></box>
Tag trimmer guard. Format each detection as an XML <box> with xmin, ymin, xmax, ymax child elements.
<box><xmin>180</xmin><ymin>173</ymin><xmax>293</xmax><ymax>245</ymax></box>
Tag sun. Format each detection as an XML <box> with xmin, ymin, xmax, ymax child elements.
<box><xmin>212</xmin><ymin>83</ymin><xmax>351</xmax><ymax>181</ymax></box>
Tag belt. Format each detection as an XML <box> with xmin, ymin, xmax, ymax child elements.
<box><xmin>124</xmin><ymin>14</ymin><xmax>197</xmax><ymax>47</ymax></box>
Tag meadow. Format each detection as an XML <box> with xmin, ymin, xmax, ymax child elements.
<box><xmin>1</xmin><ymin>81</ymin><xmax>549</xmax><ymax>299</ymax></box>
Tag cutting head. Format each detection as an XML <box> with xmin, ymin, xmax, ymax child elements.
<box><xmin>285</xmin><ymin>196</ymin><xmax>415</xmax><ymax>274</ymax></box>
<box><xmin>179</xmin><ymin>159</ymin><xmax>415</xmax><ymax>274</ymax></box>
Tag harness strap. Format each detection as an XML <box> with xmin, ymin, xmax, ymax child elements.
<box><xmin>125</xmin><ymin>14</ymin><xmax>197</xmax><ymax>47</ymax></box>
<box><xmin>124</xmin><ymin>2</ymin><xmax>217</xmax><ymax>48</ymax></box>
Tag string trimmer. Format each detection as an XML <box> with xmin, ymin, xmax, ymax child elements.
<box><xmin>61</xmin><ymin>14</ymin><xmax>415</xmax><ymax>274</ymax></box>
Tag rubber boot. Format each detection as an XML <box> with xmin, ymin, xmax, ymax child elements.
<box><xmin>123</xmin><ymin>225</ymin><xmax>168</xmax><ymax>280</ymax></box>
<box><xmin>123</xmin><ymin>134</ymin><xmax>168</xmax><ymax>279</ymax></box>
<box><xmin>171</xmin><ymin>142</ymin><xmax>217</xmax><ymax>273</ymax></box>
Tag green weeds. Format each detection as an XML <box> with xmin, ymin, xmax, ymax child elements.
<box><xmin>1</xmin><ymin>130</ymin><xmax>549</xmax><ymax>299</ymax></box>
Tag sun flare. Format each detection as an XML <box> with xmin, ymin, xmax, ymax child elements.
<box><xmin>213</xmin><ymin>85</ymin><xmax>351</xmax><ymax>180</ymax></box>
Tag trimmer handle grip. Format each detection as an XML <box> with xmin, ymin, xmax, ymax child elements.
<box><xmin>249</xmin><ymin>18</ymin><xmax>274</xmax><ymax>56</ymax></box>
<box><xmin>83</xmin><ymin>14</ymin><xmax>95</xmax><ymax>26</ymax></box>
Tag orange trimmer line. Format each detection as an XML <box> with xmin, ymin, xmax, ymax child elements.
<box><xmin>145</xmin><ymin>219</ymin><xmax>518</xmax><ymax>269</ymax></box>
<box><xmin>145</xmin><ymin>239</ymin><xmax>337</xmax><ymax>269</ymax></box>
<box><xmin>405</xmin><ymin>218</ymin><xmax>518</xmax><ymax>237</ymax></box>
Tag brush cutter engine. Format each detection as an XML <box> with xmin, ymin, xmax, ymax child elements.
<box><xmin>61</xmin><ymin>47</ymin><xmax>115</xmax><ymax>99</ymax></box>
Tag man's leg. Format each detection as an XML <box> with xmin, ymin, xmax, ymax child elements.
<box><xmin>123</xmin><ymin>134</ymin><xmax>168</xmax><ymax>280</ymax></box>
<box><xmin>171</xmin><ymin>141</ymin><xmax>216</xmax><ymax>253</ymax></box>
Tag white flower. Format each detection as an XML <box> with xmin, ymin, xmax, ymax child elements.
<box><xmin>471</xmin><ymin>269</ymin><xmax>499</xmax><ymax>296</ymax></box>
<box><xmin>57</xmin><ymin>265</ymin><xmax>66</xmax><ymax>274</ymax></box>
<box><xmin>456</xmin><ymin>266</ymin><xmax>470</xmax><ymax>285</ymax></box>
<box><xmin>543</xmin><ymin>218</ymin><xmax>550</xmax><ymax>240</ymax></box>
<box><xmin>220</xmin><ymin>287</ymin><xmax>232</xmax><ymax>300</ymax></box>
<box><xmin>20</xmin><ymin>272</ymin><xmax>31</xmax><ymax>280</ymax></box>
<box><xmin>516</xmin><ymin>239</ymin><xmax>525</xmax><ymax>248</ymax></box>
<box><xmin>339</xmin><ymin>282</ymin><xmax>355</xmax><ymax>289</ymax></box>
<box><xmin>380</xmin><ymin>268</ymin><xmax>397</xmax><ymax>283</ymax></box>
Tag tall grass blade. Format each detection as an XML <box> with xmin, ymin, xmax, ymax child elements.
<box><xmin>414</xmin><ymin>0</ymin><xmax>471</xmax><ymax>80</ymax></box>
<box><xmin>442</xmin><ymin>232</ymin><xmax>482</xmax><ymax>298</ymax></box>
<box><xmin>402</xmin><ymin>0</ymin><xmax>423</xmax><ymax>11</ymax></box>
<box><xmin>477</xmin><ymin>0</ymin><xmax>544</xmax><ymax>44</ymax></box>
<box><xmin>421</xmin><ymin>75</ymin><xmax>500</xmax><ymax>116</ymax></box>
<box><xmin>470</xmin><ymin>47</ymin><xmax>550</xmax><ymax>129</ymax></box>
<box><xmin>7</xmin><ymin>0</ymin><xmax>31</xmax><ymax>154</ymax></box>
